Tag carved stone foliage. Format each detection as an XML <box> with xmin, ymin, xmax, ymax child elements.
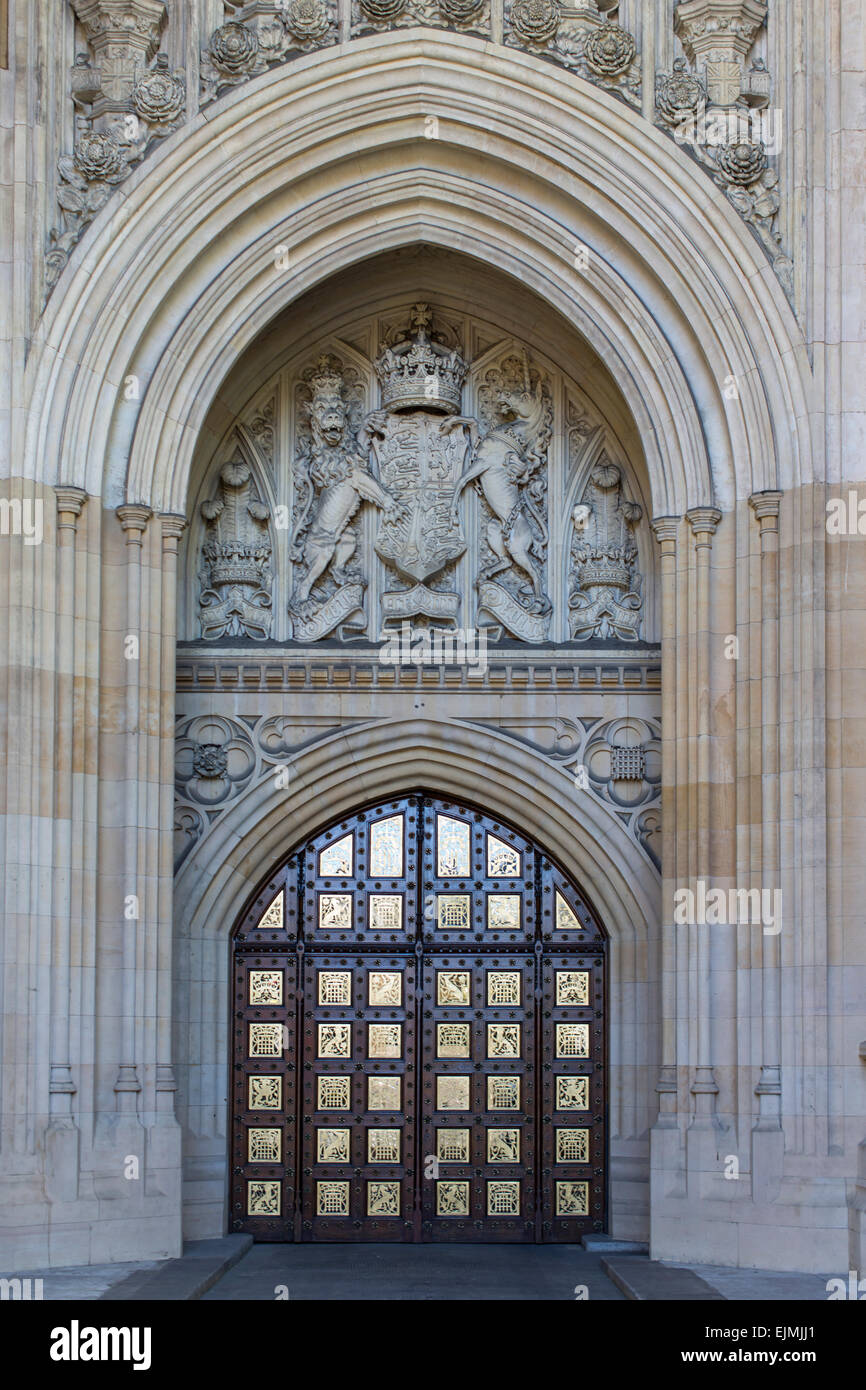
<box><xmin>656</xmin><ymin>3</ymin><xmax>792</xmax><ymax>294</ymax></box>
<box><xmin>199</xmin><ymin>459</ymin><xmax>273</xmax><ymax>640</ymax></box>
<box><xmin>505</xmin><ymin>4</ymin><xmax>641</xmax><ymax>109</ymax></box>
<box><xmin>200</xmin><ymin>2</ymin><xmax>338</xmax><ymax>102</ymax></box>
<box><xmin>569</xmin><ymin>460</ymin><xmax>643</xmax><ymax>642</ymax></box>
<box><xmin>351</xmin><ymin>0</ymin><xmax>489</xmax><ymax>37</ymax></box>
<box><xmin>175</xmin><ymin>715</ymin><xmax>258</xmax><ymax>805</ymax></box>
<box><xmin>288</xmin><ymin>354</ymin><xmax>399</xmax><ymax>640</ymax></box>
<box><xmin>456</xmin><ymin>352</ymin><xmax>553</xmax><ymax>642</ymax></box>
<box><xmin>47</xmin><ymin>4</ymin><xmax>185</xmax><ymax>292</ymax></box>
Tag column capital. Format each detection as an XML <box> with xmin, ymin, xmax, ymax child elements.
<box><xmin>54</xmin><ymin>486</ymin><xmax>87</xmax><ymax>526</ymax></box>
<box><xmin>116</xmin><ymin>503</ymin><xmax>153</xmax><ymax>541</ymax></box>
<box><xmin>651</xmin><ymin>515</ymin><xmax>681</xmax><ymax>547</ymax></box>
<box><xmin>686</xmin><ymin>506</ymin><xmax>723</xmax><ymax>546</ymax></box>
<box><xmin>749</xmin><ymin>490</ymin><xmax>783</xmax><ymax>529</ymax></box>
<box><xmin>159</xmin><ymin>512</ymin><xmax>187</xmax><ymax>548</ymax></box>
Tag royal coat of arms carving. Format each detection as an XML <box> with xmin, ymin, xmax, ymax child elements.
<box><xmin>368</xmin><ymin>304</ymin><xmax>469</xmax><ymax>623</ymax></box>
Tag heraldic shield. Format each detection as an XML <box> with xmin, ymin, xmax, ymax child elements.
<box><xmin>373</xmin><ymin>412</ymin><xmax>468</xmax><ymax>587</ymax></box>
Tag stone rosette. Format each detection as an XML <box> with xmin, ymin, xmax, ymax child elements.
<box><xmin>282</xmin><ymin>0</ymin><xmax>331</xmax><ymax>41</ymax></box>
<box><xmin>359</xmin><ymin>0</ymin><xmax>407</xmax><ymax>21</ymax></box>
<box><xmin>437</xmin><ymin>0</ymin><xmax>484</xmax><ymax>20</ymax></box>
<box><xmin>656</xmin><ymin>57</ymin><xmax>704</xmax><ymax>125</ymax></box>
<box><xmin>583</xmin><ymin>21</ymin><xmax>636</xmax><ymax>77</ymax></box>
<box><xmin>716</xmin><ymin>138</ymin><xmax>768</xmax><ymax>185</ymax></box>
<box><xmin>509</xmin><ymin>0</ymin><xmax>561</xmax><ymax>47</ymax></box>
<box><xmin>73</xmin><ymin>131</ymin><xmax>127</xmax><ymax>182</ymax></box>
<box><xmin>132</xmin><ymin>63</ymin><xmax>185</xmax><ymax>125</ymax></box>
<box><xmin>210</xmin><ymin>21</ymin><xmax>259</xmax><ymax>76</ymax></box>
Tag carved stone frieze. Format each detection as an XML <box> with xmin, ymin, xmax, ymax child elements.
<box><xmin>200</xmin><ymin>2</ymin><xmax>338</xmax><ymax>102</ymax></box>
<box><xmin>172</xmin><ymin>704</ymin><xmax>661</xmax><ymax>870</ymax></box>
<box><xmin>199</xmin><ymin>459</ymin><xmax>273</xmax><ymax>640</ymax></box>
<box><xmin>503</xmin><ymin>5</ymin><xmax>641</xmax><ymax>109</ymax></box>
<box><xmin>569</xmin><ymin>460</ymin><xmax>643</xmax><ymax>642</ymax></box>
<box><xmin>351</xmin><ymin>0</ymin><xmax>489</xmax><ymax>38</ymax></box>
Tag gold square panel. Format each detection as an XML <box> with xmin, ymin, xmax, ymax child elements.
<box><xmin>436</xmin><ymin>1180</ymin><xmax>470</xmax><ymax>1217</ymax></box>
<box><xmin>487</xmin><ymin>1128</ymin><xmax>520</xmax><ymax>1163</ymax></box>
<box><xmin>317</xmin><ymin>1075</ymin><xmax>351</xmax><ymax>1110</ymax></box>
<box><xmin>437</xmin><ymin>815</ymin><xmax>471</xmax><ymax>877</ymax></box>
<box><xmin>249</xmin><ymin>970</ymin><xmax>283</xmax><ymax>1005</ymax></box>
<box><xmin>556</xmin><ymin>1128</ymin><xmax>590</xmax><ymax>1163</ymax></box>
<box><xmin>248</xmin><ymin>1075</ymin><xmax>282</xmax><ymax>1111</ymax></box>
<box><xmin>437</xmin><ymin>970</ymin><xmax>470</xmax><ymax>1005</ymax></box>
<box><xmin>319</xmin><ymin>832</ymin><xmax>353</xmax><ymax>877</ymax></box>
<box><xmin>436</xmin><ymin>1023</ymin><xmax>470</xmax><ymax>1058</ymax></box>
<box><xmin>487</xmin><ymin>971</ymin><xmax>521</xmax><ymax>1006</ymax></box>
<box><xmin>318</xmin><ymin>970</ymin><xmax>352</xmax><ymax>1005</ymax></box>
<box><xmin>555</xmin><ymin>970</ymin><xmax>590</xmax><ymax>1005</ymax></box>
<box><xmin>556</xmin><ymin>1023</ymin><xmax>589</xmax><ymax>1058</ymax></box>
<box><xmin>248</xmin><ymin>1022</ymin><xmax>284</xmax><ymax>1057</ymax></box>
<box><xmin>368</xmin><ymin>1076</ymin><xmax>401</xmax><ymax>1111</ymax></box>
<box><xmin>487</xmin><ymin>834</ymin><xmax>521</xmax><ymax>878</ymax></box>
<box><xmin>368</xmin><ymin>1023</ymin><xmax>402</xmax><ymax>1058</ymax></box>
<box><xmin>247</xmin><ymin>1179</ymin><xmax>280</xmax><ymax>1217</ymax></box>
<box><xmin>318</xmin><ymin>1022</ymin><xmax>351</xmax><ymax>1058</ymax></box>
<box><xmin>487</xmin><ymin>894</ymin><xmax>521</xmax><ymax>930</ymax></box>
<box><xmin>247</xmin><ymin>1127</ymin><xmax>281</xmax><ymax>1163</ymax></box>
<box><xmin>367</xmin><ymin>1181</ymin><xmax>400</xmax><ymax>1216</ymax></box>
<box><xmin>319</xmin><ymin>893</ymin><xmax>353</xmax><ymax>930</ymax></box>
<box><xmin>369</xmin><ymin>815</ymin><xmax>404</xmax><ymax>878</ymax></box>
<box><xmin>487</xmin><ymin>1180</ymin><xmax>520</xmax><ymax>1216</ymax></box>
<box><xmin>369</xmin><ymin>894</ymin><xmax>403</xmax><ymax>931</ymax></box>
<box><xmin>437</xmin><ymin>895</ymin><xmax>471</xmax><ymax>930</ymax></box>
<box><xmin>555</xmin><ymin>1180</ymin><xmax>589</xmax><ymax>1216</ymax></box>
<box><xmin>367</xmin><ymin>1129</ymin><xmax>401</xmax><ymax>1163</ymax></box>
<box><xmin>487</xmin><ymin>1075</ymin><xmax>520</xmax><ymax>1110</ymax></box>
<box><xmin>317</xmin><ymin>1127</ymin><xmax>350</xmax><ymax>1163</ymax></box>
<box><xmin>487</xmin><ymin>1023</ymin><xmax>521</xmax><ymax>1058</ymax></box>
<box><xmin>369</xmin><ymin>971</ymin><xmax>402</xmax><ymax>1006</ymax></box>
<box><xmin>436</xmin><ymin>1075</ymin><xmax>470</xmax><ymax>1110</ymax></box>
<box><xmin>317</xmin><ymin>1180</ymin><xmax>349</xmax><ymax>1216</ymax></box>
<box><xmin>436</xmin><ymin>1128</ymin><xmax>470</xmax><ymax>1162</ymax></box>
<box><xmin>555</xmin><ymin>1075</ymin><xmax>589</xmax><ymax>1111</ymax></box>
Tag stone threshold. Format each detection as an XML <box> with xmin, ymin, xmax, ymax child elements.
<box><xmin>99</xmin><ymin>1236</ymin><xmax>253</xmax><ymax>1302</ymax></box>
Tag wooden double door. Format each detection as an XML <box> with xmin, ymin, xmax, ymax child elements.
<box><xmin>230</xmin><ymin>793</ymin><xmax>606</xmax><ymax>1242</ymax></box>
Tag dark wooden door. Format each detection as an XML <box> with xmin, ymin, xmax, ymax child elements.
<box><xmin>230</xmin><ymin>793</ymin><xmax>606</xmax><ymax>1242</ymax></box>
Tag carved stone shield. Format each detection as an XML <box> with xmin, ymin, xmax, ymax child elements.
<box><xmin>373</xmin><ymin>412</ymin><xmax>467</xmax><ymax>583</ymax></box>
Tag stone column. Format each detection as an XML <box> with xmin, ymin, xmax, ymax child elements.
<box><xmin>114</xmin><ymin>503</ymin><xmax>152</xmax><ymax>1110</ymax></box>
<box><xmin>45</xmin><ymin>485</ymin><xmax>87</xmax><ymax>1203</ymax></box>
<box><xmin>686</xmin><ymin>506</ymin><xmax>722</xmax><ymax>1133</ymax></box>
<box><xmin>156</xmin><ymin>513</ymin><xmax>186</xmax><ymax>1115</ymax></box>
<box><xmin>651</xmin><ymin>515</ymin><xmax>680</xmax><ymax>1122</ymax></box>
<box><xmin>749</xmin><ymin>489</ymin><xmax>784</xmax><ymax>1201</ymax></box>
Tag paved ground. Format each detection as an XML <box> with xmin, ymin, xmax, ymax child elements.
<box><xmin>5</xmin><ymin>1258</ymin><xmax>167</xmax><ymax>1300</ymax></box>
<box><xmin>200</xmin><ymin>1242</ymin><xmax>627</xmax><ymax>1301</ymax></box>
<box><xmin>4</xmin><ymin>1241</ymin><xmax>837</xmax><ymax>1301</ymax></box>
<box><xmin>669</xmin><ymin>1261</ymin><xmax>833</xmax><ymax>1301</ymax></box>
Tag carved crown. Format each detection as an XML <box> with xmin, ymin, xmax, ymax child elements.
<box><xmin>374</xmin><ymin>304</ymin><xmax>467</xmax><ymax>414</ymax></box>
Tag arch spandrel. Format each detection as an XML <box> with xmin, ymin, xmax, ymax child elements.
<box><xmin>23</xmin><ymin>33</ymin><xmax>814</xmax><ymax>521</ymax></box>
